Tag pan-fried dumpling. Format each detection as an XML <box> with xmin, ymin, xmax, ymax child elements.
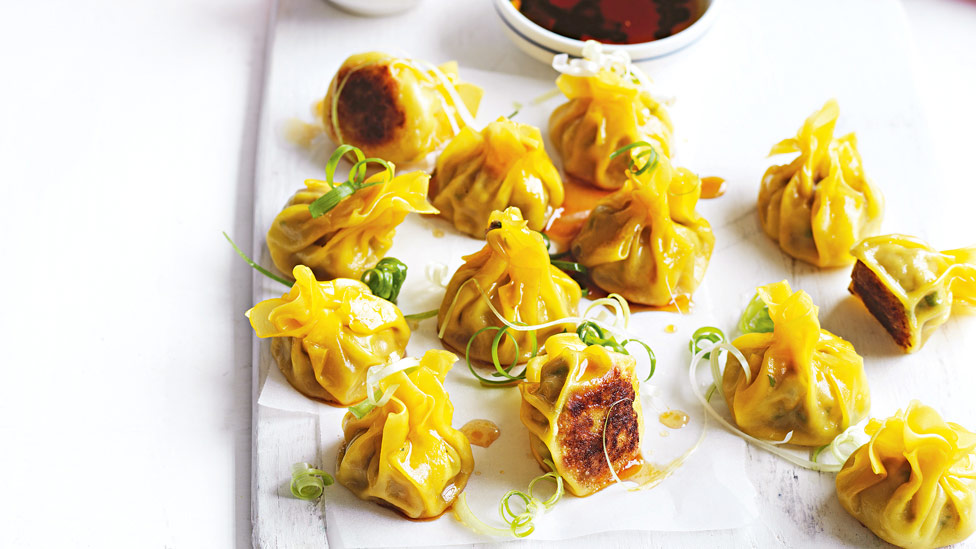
<box><xmin>336</xmin><ymin>350</ymin><xmax>474</xmax><ymax>520</ymax></box>
<box><xmin>722</xmin><ymin>280</ymin><xmax>870</xmax><ymax>446</ymax></box>
<box><xmin>437</xmin><ymin>207</ymin><xmax>581</xmax><ymax>365</ymax></box>
<box><xmin>323</xmin><ymin>52</ymin><xmax>483</xmax><ymax>165</ymax></box>
<box><xmin>247</xmin><ymin>265</ymin><xmax>410</xmax><ymax>406</ymax></box>
<box><xmin>431</xmin><ymin>117</ymin><xmax>564</xmax><ymax>237</ymax></box>
<box><xmin>549</xmin><ymin>46</ymin><xmax>672</xmax><ymax>190</ymax></box>
<box><xmin>571</xmin><ymin>150</ymin><xmax>714</xmax><ymax>307</ymax></box>
<box><xmin>836</xmin><ymin>401</ymin><xmax>976</xmax><ymax>549</ymax></box>
<box><xmin>849</xmin><ymin>234</ymin><xmax>976</xmax><ymax>353</ymax></box>
<box><xmin>519</xmin><ymin>333</ymin><xmax>643</xmax><ymax>497</ymax></box>
<box><xmin>758</xmin><ymin>100</ymin><xmax>884</xmax><ymax>267</ymax></box>
<box><xmin>267</xmin><ymin>169</ymin><xmax>437</xmax><ymax>281</ymax></box>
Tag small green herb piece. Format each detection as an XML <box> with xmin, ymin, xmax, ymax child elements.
<box><xmin>403</xmin><ymin>309</ymin><xmax>438</xmax><ymax>321</ymax></box>
<box><xmin>308</xmin><ymin>146</ymin><xmax>395</xmax><ymax>218</ymax></box>
<box><xmin>576</xmin><ymin>321</ymin><xmax>627</xmax><ymax>354</ymax></box>
<box><xmin>924</xmin><ymin>292</ymin><xmax>942</xmax><ymax>307</ymax></box>
<box><xmin>550</xmin><ymin>260</ymin><xmax>587</xmax><ymax>275</ymax></box>
<box><xmin>689</xmin><ymin>326</ymin><xmax>725</xmax><ymax>359</ymax></box>
<box><xmin>290</xmin><ymin>462</ymin><xmax>334</xmax><ymax>500</ymax></box>
<box><xmin>360</xmin><ymin>257</ymin><xmax>408</xmax><ymax>303</ymax></box>
<box><xmin>507</xmin><ymin>101</ymin><xmax>524</xmax><ymax>120</ymax></box>
<box><xmin>223</xmin><ymin>231</ymin><xmax>293</xmax><ymax>288</ymax></box>
<box><xmin>738</xmin><ymin>292</ymin><xmax>774</xmax><ymax>334</ymax></box>
<box><xmin>347</xmin><ymin>395</ymin><xmax>379</xmax><ymax>419</ymax></box>
<box><xmin>768</xmin><ymin>374</ymin><xmax>776</xmax><ymax>387</ymax></box>
<box><xmin>610</xmin><ymin>141</ymin><xmax>659</xmax><ymax>176</ymax></box>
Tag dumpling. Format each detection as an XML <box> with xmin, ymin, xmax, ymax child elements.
<box><xmin>437</xmin><ymin>207</ymin><xmax>581</xmax><ymax>366</ymax></box>
<box><xmin>247</xmin><ymin>265</ymin><xmax>409</xmax><ymax>406</ymax></box>
<box><xmin>721</xmin><ymin>280</ymin><xmax>870</xmax><ymax>446</ymax></box>
<box><xmin>758</xmin><ymin>100</ymin><xmax>884</xmax><ymax>267</ymax></box>
<box><xmin>267</xmin><ymin>168</ymin><xmax>437</xmax><ymax>281</ymax></box>
<box><xmin>323</xmin><ymin>52</ymin><xmax>483</xmax><ymax>165</ymax></box>
<box><xmin>836</xmin><ymin>401</ymin><xmax>976</xmax><ymax>549</ymax></box>
<box><xmin>431</xmin><ymin>117</ymin><xmax>564</xmax><ymax>237</ymax></box>
<box><xmin>849</xmin><ymin>234</ymin><xmax>976</xmax><ymax>353</ymax></box>
<box><xmin>518</xmin><ymin>333</ymin><xmax>643</xmax><ymax>497</ymax></box>
<box><xmin>549</xmin><ymin>51</ymin><xmax>672</xmax><ymax>190</ymax></box>
<box><xmin>336</xmin><ymin>350</ymin><xmax>474</xmax><ymax>520</ymax></box>
<box><xmin>571</xmin><ymin>149</ymin><xmax>714</xmax><ymax>307</ymax></box>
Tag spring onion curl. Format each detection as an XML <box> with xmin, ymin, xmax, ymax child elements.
<box><xmin>360</xmin><ymin>257</ymin><xmax>408</xmax><ymax>303</ymax></box>
<box><xmin>602</xmin><ymin>398</ymin><xmax>633</xmax><ymax>485</ymax></box>
<box><xmin>688</xmin><ymin>326</ymin><xmax>725</xmax><ymax>360</ymax></box>
<box><xmin>610</xmin><ymin>141</ymin><xmax>659</xmax><ymax>176</ymax></box>
<box><xmin>811</xmin><ymin>425</ymin><xmax>868</xmax><ymax>469</ymax></box>
<box><xmin>576</xmin><ymin>322</ymin><xmax>656</xmax><ymax>381</ymax></box>
<box><xmin>290</xmin><ymin>463</ymin><xmax>334</xmax><ymax>500</ymax></box>
<box><xmin>223</xmin><ymin>232</ymin><xmax>293</xmax><ymax>288</ymax></box>
<box><xmin>307</xmin><ymin>145</ymin><xmax>396</xmax><ymax>218</ymax></box>
<box><xmin>738</xmin><ymin>292</ymin><xmax>774</xmax><ymax>334</ymax></box>
<box><xmin>346</xmin><ymin>356</ymin><xmax>420</xmax><ymax>418</ymax></box>
<box><xmin>464</xmin><ymin>325</ymin><xmax>536</xmax><ymax>386</ymax></box>
<box><xmin>687</xmin><ymin>337</ymin><xmax>860</xmax><ymax>472</ymax></box>
<box><xmin>453</xmin><ymin>460</ymin><xmax>564</xmax><ymax>538</ymax></box>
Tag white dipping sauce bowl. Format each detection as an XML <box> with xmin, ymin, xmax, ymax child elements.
<box><xmin>493</xmin><ymin>0</ymin><xmax>721</xmax><ymax>63</ymax></box>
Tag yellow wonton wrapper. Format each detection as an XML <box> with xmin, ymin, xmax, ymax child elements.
<box><xmin>323</xmin><ymin>52</ymin><xmax>483</xmax><ymax>165</ymax></box>
<box><xmin>247</xmin><ymin>265</ymin><xmax>410</xmax><ymax>406</ymax></box>
<box><xmin>437</xmin><ymin>207</ymin><xmax>581</xmax><ymax>365</ymax></box>
<box><xmin>836</xmin><ymin>401</ymin><xmax>976</xmax><ymax>549</ymax></box>
<box><xmin>431</xmin><ymin>117</ymin><xmax>564</xmax><ymax>237</ymax></box>
<box><xmin>549</xmin><ymin>67</ymin><xmax>673</xmax><ymax>190</ymax></box>
<box><xmin>571</xmin><ymin>152</ymin><xmax>714</xmax><ymax>307</ymax></box>
<box><xmin>519</xmin><ymin>333</ymin><xmax>644</xmax><ymax>497</ymax></box>
<box><xmin>722</xmin><ymin>280</ymin><xmax>870</xmax><ymax>447</ymax></box>
<box><xmin>851</xmin><ymin>234</ymin><xmax>976</xmax><ymax>352</ymax></box>
<box><xmin>336</xmin><ymin>349</ymin><xmax>474</xmax><ymax>520</ymax></box>
<box><xmin>267</xmin><ymin>169</ymin><xmax>437</xmax><ymax>281</ymax></box>
<box><xmin>758</xmin><ymin>100</ymin><xmax>884</xmax><ymax>267</ymax></box>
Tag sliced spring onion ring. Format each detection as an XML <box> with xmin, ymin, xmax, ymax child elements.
<box><xmin>290</xmin><ymin>462</ymin><xmax>334</xmax><ymax>500</ymax></box>
<box><xmin>360</xmin><ymin>257</ymin><xmax>408</xmax><ymax>303</ymax></box>
<box><xmin>424</xmin><ymin>262</ymin><xmax>450</xmax><ymax>288</ymax></box>
<box><xmin>453</xmin><ymin>460</ymin><xmax>563</xmax><ymax>539</ymax></box>
<box><xmin>223</xmin><ymin>231</ymin><xmax>293</xmax><ymax>288</ymax></box>
<box><xmin>688</xmin><ymin>326</ymin><xmax>725</xmax><ymax>359</ymax></box>
<box><xmin>738</xmin><ymin>292</ymin><xmax>774</xmax><ymax>334</ymax></box>
<box><xmin>464</xmin><ymin>325</ymin><xmax>534</xmax><ymax>386</ymax></box>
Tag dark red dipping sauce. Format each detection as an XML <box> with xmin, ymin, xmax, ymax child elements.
<box><xmin>512</xmin><ymin>0</ymin><xmax>704</xmax><ymax>44</ymax></box>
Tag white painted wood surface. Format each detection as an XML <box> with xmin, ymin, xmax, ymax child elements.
<box><xmin>251</xmin><ymin>0</ymin><xmax>976</xmax><ymax>547</ymax></box>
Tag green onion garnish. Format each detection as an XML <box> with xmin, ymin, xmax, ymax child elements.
<box><xmin>223</xmin><ymin>231</ymin><xmax>293</xmax><ymax>288</ymax></box>
<box><xmin>767</xmin><ymin>374</ymin><xmax>776</xmax><ymax>387</ymax></box>
<box><xmin>464</xmin><ymin>325</ymin><xmax>536</xmax><ymax>386</ymax></box>
<box><xmin>403</xmin><ymin>309</ymin><xmax>438</xmax><ymax>321</ymax></box>
<box><xmin>550</xmin><ymin>260</ymin><xmax>587</xmax><ymax>276</ymax></box>
<box><xmin>308</xmin><ymin>145</ymin><xmax>396</xmax><ymax>218</ymax></box>
<box><xmin>737</xmin><ymin>292</ymin><xmax>774</xmax><ymax>334</ymax></box>
<box><xmin>688</xmin><ymin>326</ymin><xmax>725</xmax><ymax>359</ymax></box>
<box><xmin>610</xmin><ymin>141</ymin><xmax>659</xmax><ymax>176</ymax></box>
<box><xmin>507</xmin><ymin>101</ymin><xmax>523</xmax><ymax>119</ymax></box>
<box><xmin>360</xmin><ymin>257</ymin><xmax>408</xmax><ymax>303</ymax></box>
<box><xmin>290</xmin><ymin>462</ymin><xmax>334</xmax><ymax>500</ymax></box>
<box><xmin>499</xmin><ymin>463</ymin><xmax>563</xmax><ymax>538</ymax></box>
<box><xmin>576</xmin><ymin>321</ymin><xmax>627</xmax><ymax>354</ymax></box>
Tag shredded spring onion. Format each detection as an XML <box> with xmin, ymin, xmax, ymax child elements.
<box><xmin>290</xmin><ymin>462</ymin><xmax>334</xmax><ymax>500</ymax></box>
<box><xmin>576</xmin><ymin>322</ymin><xmax>656</xmax><ymax>381</ymax></box>
<box><xmin>360</xmin><ymin>257</ymin><xmax>408</xmax><ymax>303</ymax></box>
<box><xmin>601</xmin><ymin>398</ymin><xmax>633</xmax><ymax>485</ymax></box>
<box><xmin>223</xmin><ymin>231</ymin><xmax>293</xmax><ymax>288</ymax></box>
<box><xmin>737</xmin><ymin>292</ymin><xmax>774</xmax><ymax>334</ymax></box>
<box><xmin>347</xmin><ymin>356</ymin><xmax>420</xmax><ymax>418</ymax></box>
<box><xmin>610</xmin><ymin>141</ymin><xmax>659</xmax><ymax>176</ymax></box>
<box><xmin>453</xmin><ymin>461</ymin><xmax>564</xmax><ymax>538</ymax></box>
<box><xmin>688</xmin><ymin>326</ymin><xmax>725</xmax><ymax>359</ymax></box>
<box><xmin>403</xmin><ymin>309</ymin><xmax>438</xmax><ymax>321</ymax></box>
<box><xmin>308</xmin><ymin>146</ymin><xmax>396</xmax><ymax>218</ymax></box>
<box><xmin>687</xmin><ymin>336</ymin><xmax>863</xmax><ymax>472</ymax></box>
<box><xmin>507</xmin><ymin>101</ymin><xmax>523</xmax><ymax>119</ymax></box>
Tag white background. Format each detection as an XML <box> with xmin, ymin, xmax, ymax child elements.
<box><xmin>0</xmin><ymin>0</ymin><xmax>974</xmax><ymax>547</ymax></box>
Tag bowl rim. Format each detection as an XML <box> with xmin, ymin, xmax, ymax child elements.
<box><xmin>493</xmin><ymin>0</ymin><xmax>721</xmax><ymax>61</ymax></box>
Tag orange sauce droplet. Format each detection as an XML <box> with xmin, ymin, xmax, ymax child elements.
<box><xmin>664</xmin><ymin>324</ymin><xmax>677</xmax><ymax>333</ymax></box>
<box><xmin>432</xmin><ymin>228</ymin><xmax>445</xmax><ymax>238</ymax></box>
<box><xmin>545</xmin><ymin>176</ymin><xmax>613</xmax><ymax>250</ymax></box>
<box><xmin>700</xmin><ymin>176</ymin><xmax>726</xmax><ymax>199</ymax></box>
<box><xmin>659</xmin><ymin>410</ymin><xmax>690</xmax><ymax>429</ymax></box>
<box><xmin>461</xmin><ymin>419</ymin><xmax>501</xmax><ymax>448</ymax></box>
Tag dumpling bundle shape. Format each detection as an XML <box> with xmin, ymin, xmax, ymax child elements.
<box><xmin>549</xmin><ymin>49</ymin><xmax>672</xmax><ymax>191</ymax></box>
<box><xmin>437</xmin><ymin>207</ymin><xmax>581</xmax><ymax>366</ymax></box>
<box><xmin>323</xmin><ymin>52</ymin><xmax>483</xmax><ymax>165</ymax></box>
<box><xmin>836</xmin><ymin>401</ymin><xmax>976</xmax><ymax>549</ymax></box>
<box><xmin>267</xmin><ymin>167</ymin><xmax>437</xmax><ymax>281</ymax></box>
<box><xmin>758</xmin><ymin>99</ymin><xmax>884</xmax><ymax>267</ymax></box>
<box><xmin>722</xmin><ymin>280</ymin><xmax>870</xmax><ymax>446</ymax></box>
<box><xmin>247</xmin><ymin>265</ymin><xmax>409</xmax><ymax>406</ymax></box>
<box><xmin>571</xmin><ymin>150</ymin><xmax>714</xmax><ymax>307</ymax></box>
<box><xmin>519</xmin><ymin>333</ymin><xmax>644</xmax><ymax>497</ymax></box>
<box><xmin>336</xmin><ymin>350</ymin><xmax>474</xmax><ymax>520</ymax></box>
<box><xmin>850</xmin><ymin>234</ymin><xmax>976</xmax><ymax>353</ymax></box>
<box><xmin>431</xmin><ymin>117</ymin><xmax>564</xmax><ymax>237</ymax></box>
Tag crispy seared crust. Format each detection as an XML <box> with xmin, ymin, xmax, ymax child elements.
<box><xmin>334</xmin><ymin>64</ymin><xmax>406</xmax><ymax>147</ymax></box>
<box><xmin>849</xmin><ymin>260</ymin><xmax>911</xmax><ymax>350</ymax></box>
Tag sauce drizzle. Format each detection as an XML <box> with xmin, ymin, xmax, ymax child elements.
<box><xmin>461</xmin><ymin>419</ymin><xmax>501</xmax><ymax>448</ymax></box>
